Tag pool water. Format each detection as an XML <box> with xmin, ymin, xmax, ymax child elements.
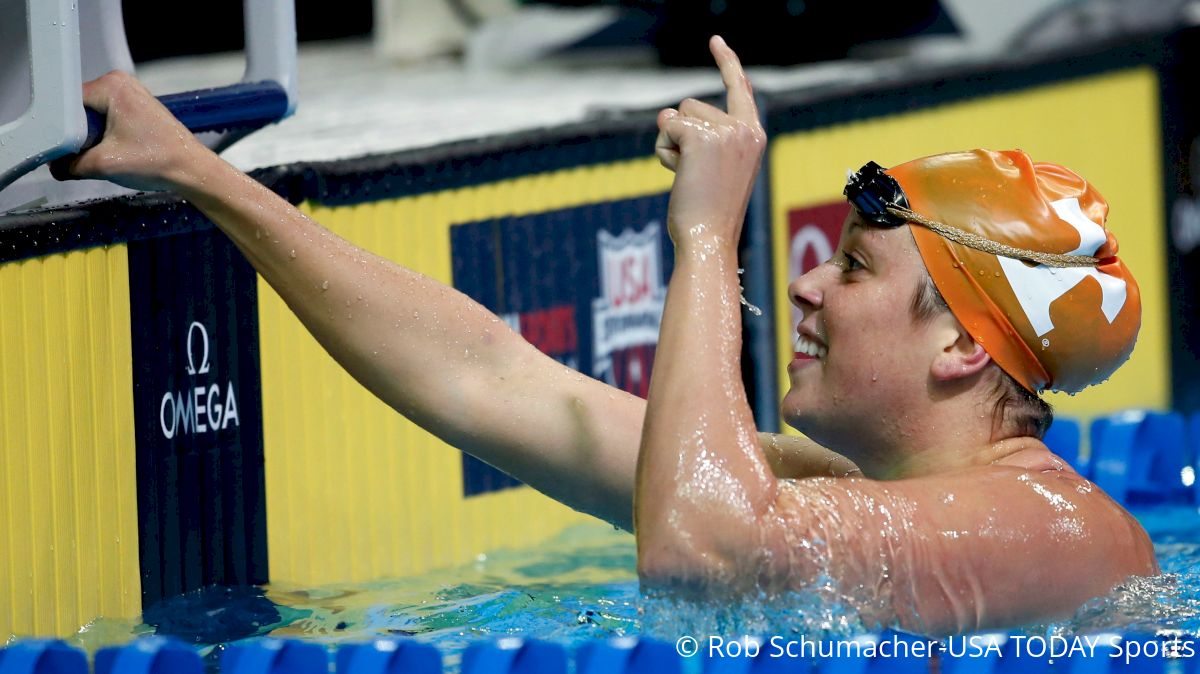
<box><xmin>66</xmin><ymin>506</ymin><xmax>1200</xmax><ymax>671</ymax></box>
<box><xmin>73</xmin><ymin>525</ymin><xmax>640</xmax><ymax>670</ymax></box>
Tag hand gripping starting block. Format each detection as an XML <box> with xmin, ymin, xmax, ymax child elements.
<box><xmin>0</xmin><ymin>0</ymin><xmax>297</xmax><ymax>209</ymax></box>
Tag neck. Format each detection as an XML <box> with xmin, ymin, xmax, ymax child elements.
<box><xmin>852</xmin><ymin>390</ymin><xmax>1022</xmax><ymax>480</ymax></box>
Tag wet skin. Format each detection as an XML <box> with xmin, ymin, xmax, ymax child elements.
<box><xmin>69</xmin><ymin>39</ymin><xmax>1155</xmax><ymax>635</ymax></box>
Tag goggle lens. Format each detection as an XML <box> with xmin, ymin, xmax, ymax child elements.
<box><xmin>844</xmin><ymin>161</ymin><xmax>910</xmax><ymax>227</ymax></box>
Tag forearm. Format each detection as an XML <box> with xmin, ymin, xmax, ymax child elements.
<box><xmin>636</xmin><ymin>232</ymin><xmax>778</xmax><ymax>587</ymax></box>
<box><xmin>171</xmin><ymin>153</ymin><xmax>514</xmax><ymax>432</ymax></box>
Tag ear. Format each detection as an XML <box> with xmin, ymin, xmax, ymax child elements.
<box><xmin>929</xmin><ymin>319</ymin><xmax>991</xmax><ymax>382</ymax></box>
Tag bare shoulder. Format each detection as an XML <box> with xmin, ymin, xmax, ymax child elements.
<box><xmin>771</xmin><ymin>453</ymin><xmax>1158</xmax><ymax>631</ymax></box>
<box><xmin>988</xmin><ymin>438</ymin><xmax>1157</xmax><ymax>574</ymax></box>
<box><xmin>936</xmin><ymin>462</ymin><xmax>1157</xmax><ymax>629</ymax></box>
<box><xmin>966</xmin><ymin>445</ymin><xmax>1157</xmax><ymax>574</ymax></box>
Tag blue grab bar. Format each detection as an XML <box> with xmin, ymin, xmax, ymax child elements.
<box><xmin>0</xmin><ymin>0</ymin><xmax>296</xmax><ymax>200</ymax></box>
<box><xmin>82</xmin><ymin>81</ymin><xmax>291</xmax><ymax>152</ymax></box>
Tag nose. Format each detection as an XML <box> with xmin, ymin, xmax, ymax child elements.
<box><xmin>788</xmin><ymin>264</ymin><xmax>830</xmax><ymax>314</ymax></box>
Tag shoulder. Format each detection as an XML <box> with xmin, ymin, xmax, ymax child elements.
<box><xmin>933</xmin><ymin>457</ymin><xmax>1160</xmax><ymax>589</ymax></box>
<box><xmin>778</xmin><ymin>458</ymin><xmax>1157</xmax><ymax>631</ymax></box>
<box><xmin>988</xmin><ymin>440</ymin><xmax>1156</xmax><ymax>570</ymax></box>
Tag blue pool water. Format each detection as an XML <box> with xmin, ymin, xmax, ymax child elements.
<box><xmin>63</xmin><ymin>505</ymin><xmax>1200</xmax><ymax>671</ymax></box>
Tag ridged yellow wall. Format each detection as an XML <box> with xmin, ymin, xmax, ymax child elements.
<box><xmin>770</xmin><ymin>68</ymin><xmax>1169</xmax><ymax>423</ymax></box>
<box><xmin>259</xmin><ymin>158</ymin><xmax>673</xmax><ymax>585</ymax></box>
<box><xmin>0</xmin><ymin>247</ymin><xmax>141</xmax><ymax>639</ymax></box>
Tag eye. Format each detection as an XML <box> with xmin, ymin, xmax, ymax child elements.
<box><xmin>841</xmin><ymin>251</ymin><xmax>865</xmax><ymax>273</ymax></box>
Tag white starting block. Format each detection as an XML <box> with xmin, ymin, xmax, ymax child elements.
<box><xmin>0</xmin><ymin>0</ymin><xmax>298</xmax><ymax>213</ymax></box>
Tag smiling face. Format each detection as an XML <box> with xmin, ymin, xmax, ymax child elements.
<box><xmin>782</xmin><ymin>209</ymin><xmax>952</xmax><ymax>468</ymax></box>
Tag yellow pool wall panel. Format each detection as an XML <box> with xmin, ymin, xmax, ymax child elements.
<box><xmin>0</xmin><ymin>246</ymin><xmax>141</xmax><ymax>639</ymax></box>
<box><xmin>770</xmin><ymin>67</ymin><xmax>1169</xmax><ymax>423</ymax></box>
<box><xmin>259</xmin><ymin>158</ymin><xmax>673</xmax><ymax>586</ymax></box>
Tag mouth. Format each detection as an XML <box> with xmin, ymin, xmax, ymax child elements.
<box><xmin>792</xmin><ymin>332</ymin><xmax>827</xmax><ymax>363</ymax></box>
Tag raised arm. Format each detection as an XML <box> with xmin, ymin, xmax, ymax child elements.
<box><xmin>64</xmin><ymin>72</ymin><xmax>648</xmax><ymax>527</ymax></box>
<box><xmin>636</xmin><ymin>35</ymin><xmax>777</xmax><ymax>583</ymax></box>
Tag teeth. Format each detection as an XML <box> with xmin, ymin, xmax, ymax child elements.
<box><xmin>794</xmin><ymin>334</ymin><xmax>827</xmax><ymax>359</ymax></box>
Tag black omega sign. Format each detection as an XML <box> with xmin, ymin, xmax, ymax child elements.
<box><xmin>128</xmin><ymin>225</ymin><xmax>267</xmax><ymax>607</ymax></box>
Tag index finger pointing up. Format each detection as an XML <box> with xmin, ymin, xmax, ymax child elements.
<box><xmin>710</xmin><ymin>35</ymin><xmax>758</xmax><ymax>120</ymax></box>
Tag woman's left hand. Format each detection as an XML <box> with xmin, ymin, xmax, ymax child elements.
<box><xmin>655</xmin><ymin>36</ymin><xmax>766</xmax><ymax>247</ymax></box>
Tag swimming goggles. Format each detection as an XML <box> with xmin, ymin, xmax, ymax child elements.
<box><xmin>843</xmin><ymin>161</ymin><xmax>910</xmax><ymax>228</ymax></box>
<box><xmin>841</xmin><ymin>160</ymin><xmax>1100</xmax><ymax>268</ymax></box>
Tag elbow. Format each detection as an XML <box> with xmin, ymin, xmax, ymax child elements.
<box><xmin>636</xmin><ymin>537</ymin><xmax>752</xmax><ymax>596</ymax></box>
<box><xmin>634</xmin><ymin>470</ymin><xmax>784</xmax><ymax>595</ymax></box>
<box><xmin>637</xmin><ymin>547</ymin><xmax>723</xmax><ymax>595</ymax></box>
<box><xmin>634</xmin><ymin>498</ymin><xmax>785</xmax><ymax>595</ymax></box>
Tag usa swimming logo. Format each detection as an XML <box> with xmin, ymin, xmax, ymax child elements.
<box><xmin>592</xmin><ymin>222</ymin><xmax>667</xmax><ymax>398</ymax></box>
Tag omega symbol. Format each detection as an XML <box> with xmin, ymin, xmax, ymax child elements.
<box><xmin>185</xmin><ymin>321</ymin><xmax>211</xmax><ymax>375</ymax></box>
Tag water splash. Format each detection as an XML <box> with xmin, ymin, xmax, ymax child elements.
<box><xmin>736</xmin><ymin>268</ymin><xmax>763</xmax><ymax>317</ymax></box>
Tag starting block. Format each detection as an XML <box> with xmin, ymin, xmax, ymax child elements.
<box><xmin>0</xmin><ymin>0</ymin><xmax>297</xmax><ymax>211</ymax></box>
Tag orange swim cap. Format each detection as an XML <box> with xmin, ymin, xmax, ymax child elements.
<box><xmin>885</xmin><ymin>149</ymin><xmax>1140</xmax><ymax>394</ymax></box>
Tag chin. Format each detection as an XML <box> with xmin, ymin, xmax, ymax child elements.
<box><xmin>781</xmin><ymin>398</ymin><xmax>854</xmax><ymax>455</ymax></box>
<box><xmin>779</xmin><ymin>390</ymin><xmax>806</xmax><ymax>430</ymax></box>
<box><xmin>783</xmin><ymin>412</ymin><xmax>821</xmax><ymax>441</ymax></box>
<box><xmin>781</xmin><ymin>376</ymin><xmax>822</xmax><ymax>421</ymax></box>
<box><xmin>780</xmin><ymin>397</ymin><xmax>820</xmax><ymax>437</ymax></box>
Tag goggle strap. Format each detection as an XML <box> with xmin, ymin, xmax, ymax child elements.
<box><xmin>889</xmin><ymin>206</ymin><xmax>1102</xmax><ymax>269</ymax></box>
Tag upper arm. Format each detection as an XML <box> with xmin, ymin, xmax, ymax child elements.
<box><xmin>447</xmin><ymin>335</ymin><xmax>648</xmax><ymax>529</ymax></box>
<box><xmin>442</xmin><ymin>343</ymin><xmax>864</xmax><ymax>531</ymax></box>
<box><xmin>762</xmin><ymin>468</ymin><xmax>1156</xmax><ymax>633</ymax></box>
